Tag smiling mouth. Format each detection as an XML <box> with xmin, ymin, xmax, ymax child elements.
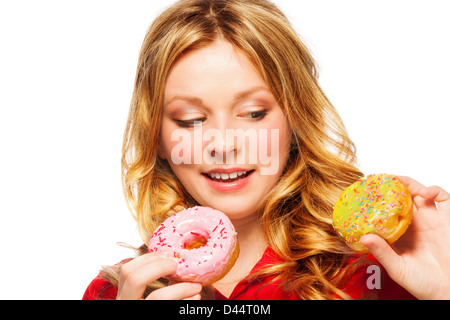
<box><xmin>202</xmin><ymin>170</ymin><xmax>254</xmax><ymax>183</ymax></box>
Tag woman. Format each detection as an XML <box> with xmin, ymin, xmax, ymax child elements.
<box><xmin>83</xmin><ymin>0</ymin><xmax>450</xmax><ymax>300</ymax></box>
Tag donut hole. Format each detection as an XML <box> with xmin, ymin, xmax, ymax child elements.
<box><xmin>183</xmin><ymin>231</ymin><xmax>208</xmax><ymax>250</ymax></box>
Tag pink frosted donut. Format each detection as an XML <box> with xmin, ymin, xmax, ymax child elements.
<box><xmin>148</xmin><ymin>206</ymin><xmax>239</xmax><ymax>286</ymax></box>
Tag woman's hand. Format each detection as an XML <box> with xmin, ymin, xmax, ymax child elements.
<box><xmin>360</xmin><ymin>176</ymin><xmax>450</xmax><ymax>299</ymax></box>
<box><xmin>116</xmin><ymin>252</ymin><xmax>203</xmax><ymax>300</ymax></box>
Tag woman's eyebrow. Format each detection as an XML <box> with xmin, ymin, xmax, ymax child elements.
<box><xmin>233</xmin><ymin>85</ymin><xmax>270</xmax><ymax>101</ymax></box>
<box><xmin>164</xmin><ymin>95</ymin><xmax>204</xmax><ymax>107</ymax></box>
<box><xmin>164</xmin><ymin>85</ymin><xmax>271</xmax><ymax>107</ymax></box>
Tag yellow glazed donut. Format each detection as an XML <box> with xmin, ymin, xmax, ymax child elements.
<box><xmin>332</xmin><ymin>173</ymin><xmax>413</xmax><ymax>253</ymax></box>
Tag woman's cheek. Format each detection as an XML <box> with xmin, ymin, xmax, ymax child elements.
<box><xmin>161</xmin><ymin>127</ymin><xmax>196</xmax><ymax>165</ymax></box>
<box><xmin>258</xmin><ymin>118</ymin><xmax>291</xmax><ymax>176</ymax></box>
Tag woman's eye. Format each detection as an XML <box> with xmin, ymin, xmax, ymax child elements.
<box><xmin>175</xmin><ymin>118</ymin><xmax>206</xmax><ymax>128</ymax></box>
<box><xmin>242</xmin><ymin>110</ymin><xmax>268</xmax><ymax>120</ymax></box>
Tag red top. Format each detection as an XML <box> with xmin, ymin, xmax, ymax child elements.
<box><xmin>82</xmin><ymin>247</ymin><xmax>416</xmax><ymax>300</ymax></box>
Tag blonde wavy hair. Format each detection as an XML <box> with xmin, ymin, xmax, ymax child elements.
<box><xmin>103</xmin><ymin>0</ymin><xmax>366</xmax><ymax>299</ymax></box>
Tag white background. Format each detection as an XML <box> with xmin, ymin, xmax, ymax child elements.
<box><xmin>0</xmin><ymin>0</ymin><xmax>448</xmax><ymax>299</ymax></box>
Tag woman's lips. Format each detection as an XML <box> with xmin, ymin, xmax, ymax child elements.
<box><xmin>202</xmin><ymin>169</ymin><xmax>254</xmax><ymax>192</ymax></box>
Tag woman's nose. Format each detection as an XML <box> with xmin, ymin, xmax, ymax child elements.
<box><xmin>205</xmin><ymin>128</ymin><xmax>240</xmax><ymax>163</ymax></box>
<box><xmin>203</xmin><ymin>117</ymin><xmax>244</xmax><ymax>164</ymax></box>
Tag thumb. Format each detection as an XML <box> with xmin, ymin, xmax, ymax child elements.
<box><xmin>360</xmin><ymin>234</ymin><xmax>405</xmax><ymax>283</ymax></box>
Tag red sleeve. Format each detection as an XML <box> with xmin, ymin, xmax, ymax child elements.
<box><xmin>83</xmin><ymin>259</ymin><xmax>135</xmax><ymax>300</ymax></box>
<box><xmin>376</xmin><ymin>268</ymin><xmax>416</xmax><ymax>300</ymax></box>
<box><xmin>342</xmin><ymin>254</ymin><xmax>416</xmax><ymax>300</ymax></box>
<box><xmin>82</xmin><ymin>274</ymin><xmax>118</xmax><ymax>300</ymax></box>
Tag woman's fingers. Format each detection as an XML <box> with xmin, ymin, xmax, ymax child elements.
<box><xmin>419</xmin><ymin>185</ymin><xmax>450</xmax><ymax>211</ymax></box>
<box><xmin>120</xmin><ymin>252</ymin><xmax>172</xmax><ymax>275</ymax></box>
<box><xmin>117</xmin><ymin>253</ymin><xmax>177</xmax><ymax>300</ymax></box>
<box><xmin>183</xmin><ymin>293</ymin><xmax>202</xmax><ymax>300</ymax></box>
<box><xmin>360</xmin><ymin>234</ymin><xmax>404</xmax><ymax>282</ymax></box>
<box><xmin>146</xmin><ymin>282</ymin><xmax>202</xmax><ymax>300</ymax></box>
<box><xmin>397</xmin><ymin>176</ymin><xmax>438</xmax><ymax>211</ymax></box>
<box><xmin>117</xmin><ymin>253</ymin><xmax>203</xmax><ymax>300</ymax></box>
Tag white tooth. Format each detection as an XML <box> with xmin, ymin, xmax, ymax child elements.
<box><xmin>220</xmin><ymin>173</ymin><xmax>230</xmax><ymax>180</ymax></box>
<box><xmin>214</xmin><ymin>173</ymin><xmax>220</xmax><ymax>179</ymax></box>
<box><xmin>229</xmin><ymin>172</ymin><xmax>237</xmax><ymax>179</ymax></box>
<box><xmin>209</xmin><ymin>173</ymin><xmax>215</xmax><ymax>179</ymax></box>
<box><xmin>237</xmin><ymin>171</ymin><xmax>245</xmax><ymax>176</ymax></box>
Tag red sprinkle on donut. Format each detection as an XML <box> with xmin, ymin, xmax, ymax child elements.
<box><xmin>147</xmin><ymin>206</ymin><xmax>238</xmax><ymax>285</ymax></box>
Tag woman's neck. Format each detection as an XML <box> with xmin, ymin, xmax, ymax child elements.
<box><xmin>212</xmin><ymin>213</ymin><xmax>267</xmax><ymax>298</ymax></box>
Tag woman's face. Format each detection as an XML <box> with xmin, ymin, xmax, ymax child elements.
<box><xmin>159</xmin><ymin>39</ymin><xmax>292</xmax><ymax>223</ymax></box>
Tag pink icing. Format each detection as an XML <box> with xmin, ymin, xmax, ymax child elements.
<box><xmin>148</xmin><ymin>206</ymin><xmax>238</xmax><ymax>285</ymax></box>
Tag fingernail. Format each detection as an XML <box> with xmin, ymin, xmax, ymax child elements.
<box><xmin>157</xmin><ymin>251</ymin><xmax>176</xmax><ymax>260</ymax></box>
<box><xmin>191</xmin><ymin>282</ymin><xmax>203</xmax><ymax>291</ymax></box>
